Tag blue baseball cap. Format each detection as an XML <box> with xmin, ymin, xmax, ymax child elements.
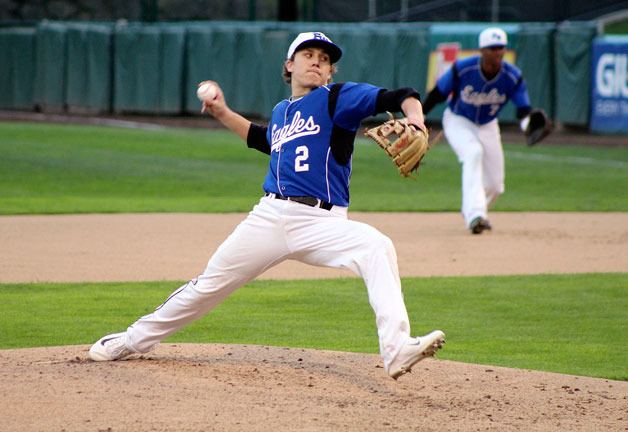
<box><xmin>286</xmin><ymin>32</ymin><xmax>342</xmax><ymax>64</ymax></box>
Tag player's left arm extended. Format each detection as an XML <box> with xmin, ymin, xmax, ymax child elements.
<box><xmin>365</xmin><ymin>87</ymin><xmax>434</xmax><ymax>178</ymax></box>
<box><xmin>375</xmin><ymin>88</ymin><xmax>426</xmax><ymax>132</ymax></box>
<box><xmin>400</xmin><ymin>97</ymin><xmax>427</xmax><ymax>133</ymax></box>
<box><xmin>511</xmin><ymin>77</ymin><xmax>532</xmax><ymax>131</ymax></box>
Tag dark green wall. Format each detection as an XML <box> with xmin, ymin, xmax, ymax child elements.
<box><xmin>0</xmin><ymin>20</ymin><xmax>599</xmax><ymax>127</ymax></box>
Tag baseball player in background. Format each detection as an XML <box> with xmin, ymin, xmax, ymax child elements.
<box><xmin>88</xmin><ymin>32</ymin><xmax>445</xmax><ymax>379</ymax></box>
<box><xmin>422</xmin><ymin>27</ymin><xmax>534</xmax><ymax>234</ymax></box>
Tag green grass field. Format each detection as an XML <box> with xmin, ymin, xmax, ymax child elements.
<box><xmin>0</xmin><ymin>274</ymin><xmax>625</xmax><ymax>380</ymax></box>
<box><xmin>1</xmin><ymin>121</ymin><xmax>626</xmax><ymax>380</ymax></box>
<box><xmin>1</xmin><ymin>121</ymin><xmax>627</xmax><ymax>214</ymax></box>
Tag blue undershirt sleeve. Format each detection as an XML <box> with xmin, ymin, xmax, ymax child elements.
<box><xmin>332</xmin><ymin>82</ymin><xmax>381</xmax><ymax>131</ymax></box>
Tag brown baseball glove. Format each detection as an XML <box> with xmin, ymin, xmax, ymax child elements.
<box><xmin>364</xmin><ymin>113</ymin><xmax>433</xmax><ymax>178</ymax></box>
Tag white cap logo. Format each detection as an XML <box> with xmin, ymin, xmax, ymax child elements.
<box><xmin>479</xmin><ymin>27</ymin><xmax>508</xmax><ymax>49</ymax></box>
<box><xmin>286</xmin><ymin>31</ymin><xmax>342</xmax><ymax>63</ymax></box>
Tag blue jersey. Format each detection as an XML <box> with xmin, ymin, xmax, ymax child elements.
<box><xmin>436</xmin><ymin>55</ymin><xmax>530</xmax><ymax>125</ymax></box>
<box><xmin>262</xmin><ymin>82</ymin><xmax>380</xmax><ymax>207</ymax></box>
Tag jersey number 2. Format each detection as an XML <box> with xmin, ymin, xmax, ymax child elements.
<box><xmin>295</xmin><ymin>146</ymin><xmax>309</xmax><ymax>172</ymax></box>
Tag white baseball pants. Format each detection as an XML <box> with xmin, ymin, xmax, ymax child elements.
<box><xmin>443</xmin><ymin>108</ymin><xmax>505</xmax><ymax>227</ymax></box>
<box><xmin>125</xmin><ymin>196</ymin><xmax>412</xmax><ymax>369</ymax></box>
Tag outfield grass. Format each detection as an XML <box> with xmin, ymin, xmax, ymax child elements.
<box><xmin>1</xmin><ymin>121</ymin><xmax>627</xmax><ymax>214</ymax></box>
<box><xmin>0</xmin><ymin>274</ymin><xmax>625</xmax><ymax>380</ymax></box>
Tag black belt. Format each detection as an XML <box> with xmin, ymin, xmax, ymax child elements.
<box><xmin>265</xmin><ymin>193</ymin><xmax>333</xmax><ymax>211</ymax></box>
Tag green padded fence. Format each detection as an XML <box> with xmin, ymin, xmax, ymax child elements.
<box><xmin>65</xmin><ymin>23</ymin><xmax>113</xmax><ymax>113</ymax></box>
<box><xmin>113</xmin><ymin>23</ymin><xmax>186</xmax><ymax>114</ymax></box>
<box><xmin>257</xmin><ymin>28</ymin><xmax>293</xmax><ymax>115</ymax></box>
<box><xmin>395</xmin><ymin>24</ymin><xmax>430</xmax><ymax>91</ymax></box>
<box><xmin>0</xmin><ymin>20</ymin><xmax>603</xmax><ymax>131</ymax></box>
<box><xmin>515</xmin><ymin>23</ymin><xmax>555</xmax><ymax>118</ymax></box>
<box><xmin>159</xmin><ymin>25</ymin><xmax>187</xmax><ymax>113</ymax></box>
<box><xmin>184</xmin><ymin>24</ymin><xmax>239</xmax><ymax>114</ymax></box>
<box><xmin>334</xmin><ymin>25</ymin><xmax>399</xmax><ymax>87</ymax></box>
<box><xmin>554</xmin><ymin>21</ymin><xmax>598</xmax><ymax>126</ymax></box>
<box><xmin>184</xmin><ymin>26</ymin><xmax>215</xmax><ymax>114</ymax></box>
<box><xmin>0</xmin><ymin>28</ymin><xmax>36</xmax><ymax>110</ymax></box>
<box><xmin>34</xmin><ymin>21</ymin><xmax>68</xmax><ymax>112</ymax></box>
<box><xmin>113</xmin><ymin>24</ymin><xmax>160</xmax><ymax>112</ymax></box>
<box><xmin>232</xmin><ymin>26</ymin><xmax>266</xmax><ymax>114</ymax></box>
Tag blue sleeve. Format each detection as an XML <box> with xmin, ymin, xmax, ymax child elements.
<box><xmin>332</xmin><ymin>82</ymin><xmax>381</xmax><ymax>131</ymax></box>
<box><xmin>436</xmin><ymin>65</ymin><xmax>455</xmax><ymax>95</ymax></box>
<box><xmin>510</xmin><ymin>78</ymin><xmax>531</xmax><ymax>109</ymax></box>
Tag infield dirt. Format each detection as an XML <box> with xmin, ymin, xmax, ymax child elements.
<box><xmin>1</xmin><ymin>212</ymin><xmax>627</xmax><ymax>431</ymax></box>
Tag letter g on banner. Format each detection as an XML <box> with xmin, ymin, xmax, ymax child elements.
<box><xmin>596</xmin><ymin>53</ymin><xmax>628</xmax><ymax>98</ymax></box>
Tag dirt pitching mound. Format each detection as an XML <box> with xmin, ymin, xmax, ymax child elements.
<box><xmin>1</xmin><ymin>344</ymin><xmax>626</xmax><ymax>432</ymax></box>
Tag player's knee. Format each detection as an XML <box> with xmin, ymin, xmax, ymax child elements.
<box><xmin>355</xmin><ymin>226</ymin><xmax>397</xmax><ymax>265</ymax></box>
<box><xmin>380</xmin><ymin>234</ymin><xmax>395</xmax><ymax>252</ymax></box>
<box><xmin>490</xmin><ymin>180</ymin><xmax>505</xmax><ymax>195</ymax></box>
<box><xmin>463</xmin><ymin>146</ymin><xmax>483</xmax><ymax>166</ymax></box>
<box><xmin>471</xmin><ymin>146</ymin><xmax>484</xmax><ymax>161</ymax></box>
<box><xmin>366</xmin><ymin>232</ymin><xmax>396</xmax><ymax>257</ymax></box>
<box><xmin>486</xmin><ymin>183</ymin><xmax>505</xmax><ymax>205</ymax></box>
<box><xmin>192</xmin><ymin>269</ymin><xmax>247</xmax><ymax>297</ymax></box>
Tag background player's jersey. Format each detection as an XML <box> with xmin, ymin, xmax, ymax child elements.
<box><xmin>436</xmin><ymin>55</ymin><xmax>530</xmax><ymax>125</ymax></box>
<box><xmin>263</xmin><ymin>82</ymin><xmax>380</xmax><ymax>206</ymax></box>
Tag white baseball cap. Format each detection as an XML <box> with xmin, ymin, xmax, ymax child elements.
<box><xmin>286</xmin><ymin>32</ymin><xmax>342</xmax><ymax>63</ymax></box>
<box><xmin>479</xmin><ymin>27</ymin><xmax>508</xmax><ymax>49</ymax></box>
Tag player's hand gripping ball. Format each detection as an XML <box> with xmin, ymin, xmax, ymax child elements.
<box><xmin>197</xmin><ymin>82</ymin><xmax>217</xmax><ymax>102</ymax></box>
<box><xmin>364</xmin><ymin>113</ymin><xmax>433</xmax><ymax>178</ymax></box>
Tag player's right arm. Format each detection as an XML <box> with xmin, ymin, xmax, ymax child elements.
<box><xmin>201</xmin><ymin>81</ymin><xmax>270</xmax><ymax>154</ymax></box>
<box><xmin>421</xmin><ymin>63</ymin><xmax>457</xmax><ymax>115</ymax></box>
<box><xmin>201</xmin><ymin>81</ymin><xmax>252</xmax><ymax>142</ymax></box>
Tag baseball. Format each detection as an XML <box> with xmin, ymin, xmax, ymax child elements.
<box><xmin>197</xmin><ymin>83</ymin><xmax>217</xmax><ymax>102</ymax></box>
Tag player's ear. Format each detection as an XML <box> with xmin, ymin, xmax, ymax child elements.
<box><xmin>285</xmin><ymin>59</ymin><xmax>294</xmax><ymax>73</ymax></box>
<box><xmin>324</xmin><ymin>64</ymin><xmax>336</xmax><ymax>84</ymax></box>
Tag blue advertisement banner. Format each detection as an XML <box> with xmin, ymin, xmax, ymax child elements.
<box><xmin>590</xmin><ymin>36</ymin><xmax>628</xmax><ymax>134</ymax></box>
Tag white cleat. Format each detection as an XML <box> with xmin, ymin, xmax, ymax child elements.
<box><xmin>88</xmin><ymin>332</ymin><xmax>136</xmax><ymax>362</ymax></box>
<box><xmin>387</xmin><ymin>330</ymin><xmax>446</xmax><ymax>380</ymax></box>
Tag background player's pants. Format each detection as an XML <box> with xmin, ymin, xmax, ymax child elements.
<box><xmin>125</xmin><ymin>196</ymin><xmax>412</xmax><ymax>370</ymax></box>
<box><xmin>443</xmin><ymin>108</ymin><xmax>505</xmax><ymax>227</ymax></box>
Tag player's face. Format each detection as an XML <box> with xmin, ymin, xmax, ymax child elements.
<box><xmin>481</xmin><ymin>46</ymin><xmax>505</xmax><ymax>67</ymax></box>
<box><xmin>286</xmin><ymin>47</ymin><xmax>333</xmax><ymax>93</ymax></box>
